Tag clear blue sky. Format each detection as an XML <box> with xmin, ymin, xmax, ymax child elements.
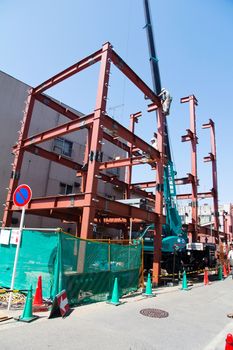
<box><xmin>1</xmin><ymin>0</ymin><xmax>232</xmax><ymax>204</ymax></box>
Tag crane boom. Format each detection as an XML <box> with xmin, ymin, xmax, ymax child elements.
<box><xmin>143</xmin><ymin>0</ymin><xmax>182</xmax><ymax>237</ymax></box>
<box><xmin>143</xmin><ymin>0</ymin><xmax>172</xmax><ymax>161</ymax></box>
<box><xmin>143</xmin><ymin>0</ymin><xmax>161</xmax><ymax>95</ymax></box>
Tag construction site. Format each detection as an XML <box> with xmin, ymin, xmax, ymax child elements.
<box><xmin>0</xmin><ymin>1</ymin><xmax>233</xmax><ymax>349</ymax></box>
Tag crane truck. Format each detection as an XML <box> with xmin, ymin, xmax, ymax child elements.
<box><xmin>135</xmin><ymin>0</ymin><xmax>217</xmax><ymax>274</ymax></box>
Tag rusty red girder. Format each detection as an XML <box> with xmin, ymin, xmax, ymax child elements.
<box><xmin>2</xmin><ymin>42</ymin><xmax>165</xmax><ymax>264</ymax></box>
<box><xmin>9</xmin><ymin>193</ymin><xmax>159</xmax><ymax>223</ymax></box>
<box><xmin>180</xmin><ymin>95</ymin><xmax>199</xmax><ymax>242</ymax></box>
<box><xmin>26</xmin><ymin>145</ymin><xmax>83</xmax><ymax>171</ymax></box>
<box><xmin>177</xmin><ymin>192</ymin><xmax>213</xmax><ymax>200</ymax></box>
<box><xmin>33</xmin><ymin>49</ymin><xmax>103</xmax><ymax>94</ymax></box>
<box><xmin>202</xmin><ymin>119</ymin><xmax>219</xmax><ymax>236</ymax></box>
<box><xmin>102</xmin><ymin>114</ymin><xmax>160</xmax><ymax>161</ymax></box>
<box><xmin>17</xmin><ymin>113</ymin><xmax>94</xmax><ymax>149</ymax></box>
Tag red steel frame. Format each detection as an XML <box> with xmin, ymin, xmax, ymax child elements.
<box><xmin>202</xmin><ymin>119</ymin><xmax>220</xmax><ymax>240</ymax></box>
<box><xmin>3</xmin><ymin>42</ymin><xmax>165</xmax><ymax>284</ymax></box>
<box><xmin>180</xmin><ymin>95</ymin><xmax>199</xmax><ymax>242</ymax></box>
<box><xmin>177</xmin><ymin>96</ymin><xmax>219</xmax><ymax>242</ymax></box>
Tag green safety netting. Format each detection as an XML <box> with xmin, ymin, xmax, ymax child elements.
<box><xmin>0</xmin><ymin>229</ymin><xmax>142</xmax><ymax>304</ymax></box>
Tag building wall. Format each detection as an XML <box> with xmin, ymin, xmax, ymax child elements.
<box><xmin>0</xmin><ymin>71</ymin><xmax>125</xmax><ymax>231</ymax></box>
<box><xmin>178</xmin><ymin>203</ymin><xmax>233</xmax><ymax>241</ymax></box>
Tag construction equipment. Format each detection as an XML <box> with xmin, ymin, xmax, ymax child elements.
<box><xmin>143</xmin><ymin>0</ymin><xmax>183</xmax><ymax>237</ymax></box>
<box><xmin>143</xmin><ymin>0</ymin><xmax>187</xmax><ymax>269</ymax></box>
<box><xmin>140</xmin><ymin>0</ymin><xmax>217</xmax><ymax>274</ymax></box>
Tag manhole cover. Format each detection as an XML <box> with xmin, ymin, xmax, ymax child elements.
<box><xmin>140</xmin><ymin>308</ymin><xmax>169</xmax><ymax>318</ymax></box>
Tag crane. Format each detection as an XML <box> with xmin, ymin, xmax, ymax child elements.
<box><xmin>143</xmin><ymin>0</ymin><xmax>183</xmax><ymax>244</ymax></box>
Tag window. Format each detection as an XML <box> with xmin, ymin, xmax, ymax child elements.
<box><xmin>53</xmin><ymin>137</ymin><xmax>73</xmax><ymax>157</ymax></box>
<box><xmin>59</xmin><ymin>183</ymin><xmax>73</xmax><ymax>195</ymax></box>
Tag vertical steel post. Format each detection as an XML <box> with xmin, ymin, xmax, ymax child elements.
<box><xmin>202</xmin><ymin>119</ymin><xmax>220</xmax><ymax>242</ymax></box>
<box><xmin>181</xmin><ymin>95</ymin><xmax>198</xmax><ymax>242</ymax></box>
<box><xmin>152</xmin><ymin>106</ymin><xmax>165</xmax><ymax>285</ymax></box>
<box><xmin>210</xmin><ymin>121</ymin><xmax>219</xmax><ymax>234</ymax></box>
<box><xmin>80</xmin><ymin>128</ymin><xmax>92</xmax><ymax>193</ymax></box>
<box><xmin>80</xmin><ymin>42</ymin><xmax>112</xmax><ymax>239</ymax></box>
<box><xmin>125</xmin><ymin>112</ymin><xmax>141</xmax><ymax>199</ymax></box>
<box><xmin>3</xmin><ymin>91</ymin><xmax>35</xmax><ymax>227</ymax></box>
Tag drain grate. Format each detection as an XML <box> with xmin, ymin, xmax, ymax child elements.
<box><xmin>140</xmin><ymin>308</ymin><xmax>169</xmax><ymax>318</ymax></box>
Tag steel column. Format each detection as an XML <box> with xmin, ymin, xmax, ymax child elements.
<box><xmin>2</xmin><ymin>91</ymin><xmax>35</xmax><ymax>226</ymax></box>
<box><xmin>202</xmin><ymin>119</ymin><xmax>219</xmax><ymax>239</ymax></box>
<box><xmin>80</xmin><ymin>43</ymin><xmax>112</xmax><ymax>239</ymax></box>
<box><xmin>152</xmin><ymin>106</ymin><xmax>165</xmax><ymax>285</ymax></box>
<box><xmin>125</xmin><ymin>112</ymin><xmax>142</xmax><ymax>199</ymax></box>
<box><xmin>80</xmin><ymin>129</ymin><xmax>91</xmax><ymax>193</ymax></box>
<box><xmin>181</xmin><ymin>95</ymin><xmax>198</xmax><ymax>242</ymax></box>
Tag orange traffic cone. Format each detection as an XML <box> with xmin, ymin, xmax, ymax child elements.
<box><xmin>33</xmin><ymin>276</ymin><xmax>43</xmax><ymax>306</ymax></box>
<box><xmin>225</xmin><ymin>333</ymin><xmax>233</xmax><ymax>349</ymax></box>
<box><xmin>223</xmin><ymin>263</ymin><xmax>228</xmax><ymax>278</ymax></box>
<box><xmin>204</xmin><ymin>268</ymin><xmax>209</xmax><ymax>285</ymax></box>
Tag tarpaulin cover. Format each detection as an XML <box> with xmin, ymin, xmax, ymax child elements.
<box><xmin>0</xmin><ymin>229</ymin><xmax>142</xmax><ymax>304</ymax></box>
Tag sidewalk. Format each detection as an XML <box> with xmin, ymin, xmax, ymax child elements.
<box><xmin>0</xmin><ymin>276</ymin><xmax>233</xmax><ymax>349</ymax></box>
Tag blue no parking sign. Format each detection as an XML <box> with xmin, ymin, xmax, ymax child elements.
<box><xmin>8</xmin><ymin>183</ymin><xmax>32</xmax><ymax>310</ymax></box>
<box><xmin>13</xmin><ymin>184</ymin><xmax>32</xmax><ymax>207</ymax></box>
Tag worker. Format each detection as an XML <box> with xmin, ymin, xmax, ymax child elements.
<box><xmin>159</xmin><ymin>88</ymin><xmax>172</xmax><ymax>116</ymax></box>
<box><xmin>227</xmin><ymin>244</ymin><xmax>233</xmax><ymax>278</ymax></box>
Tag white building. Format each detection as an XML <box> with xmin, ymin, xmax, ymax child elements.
<box><xmin>178</xmin><ymin>203</ymin><xmax>233</xmax><ymax>241</ymax></box>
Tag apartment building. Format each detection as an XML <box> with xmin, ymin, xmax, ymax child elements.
<box><xmin>178</xmin><ymin>203</ymin><xmax>233</xmax><ymax>242</ymax></box>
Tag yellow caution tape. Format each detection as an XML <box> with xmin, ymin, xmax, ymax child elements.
<box><xmin>159</xmin><ymin>266</ymin><xmax>218</xmax><ymax>278</ymax></box>
<box><xmin>0</xmin><ymin>289</ymin><xmax>28</xmax><ymax>294</ymax></box>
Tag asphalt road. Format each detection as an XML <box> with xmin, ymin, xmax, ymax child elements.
<box><xmin>1</xmin><ymin>276</ymin><xmax>233</xmax><ymax>350</ymax></box>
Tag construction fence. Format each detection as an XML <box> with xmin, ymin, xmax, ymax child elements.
<box><xmin>0</xmin><ymin>229</ymin><xmax>142</xmax><ymax>305</ymax></box>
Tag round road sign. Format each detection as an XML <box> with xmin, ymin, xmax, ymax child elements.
<box><xmin>13</xmin><ymin>184</ymin><xmax>32</xmax><ymax>207</ymax></box>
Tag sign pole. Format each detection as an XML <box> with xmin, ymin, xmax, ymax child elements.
<box><xmin>8</xmin><ymin>206</ymin><xmax>26</xmax><ymax>310</ymax></box>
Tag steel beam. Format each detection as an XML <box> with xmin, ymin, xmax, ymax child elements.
<box><xmin>99</xmin><ymin>155</ymin><xmax>155</xmax><ymax>171</ymax></box>
<box><xmin>10</xmin><ymin>193</ymin><xmax>85</xmax><ymax>211</ymax></box>
<box><xmin>9</xmin><ymin>193</ymin><xmax>159</xmax><ymax>224</ymax></box>
<box><xmin>111</xmin><ymin>51</ymin><xmax>161</xmax><ymax>106</ymax></box>
<box><xmin>35</xmin><ymin>93</ymin><xmax>83</xmax><ymax>120</ymax></box>
<box><xmin>26</xmin><ymin>145</ymin><xmax>83</xmax><ymax>170</ymax></box>
<box><xmin>177</xmin><ymin>192</ymin><xmax>213</xmax><ymax>200</ymax></box>
<box><xmin>18</xmin><ymin>113</ymin><xmax>94</xmax><ymax>149</ymax></box>
<box><xmin>102</xmin><ymin>131</ymin><xmax>130</xmax><ymax>152</ymax></box>
<box><xmin>132</xmin><ymin>181</ymin><xmax>156</xmax><ymax>189</ymax></box>
<box><xmin>33</xmin><ymin>49</ymin><xmax>103</xmax><ymax>94</ymax></box>
<box><xmin>102</xmin><ymin>114</ymin><xmax>160</xmax><ymax>161</ymax></box>
<box><xmin>95</xmin><ymin>197</ymin><xmax>159</xmax><ymax>222</ymax></box>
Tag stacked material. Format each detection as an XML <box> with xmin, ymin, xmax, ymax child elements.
<box><xmin>0</xmin><ymin>288</ymin><xmax>26</xmax><ymax>308</ymax></box>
